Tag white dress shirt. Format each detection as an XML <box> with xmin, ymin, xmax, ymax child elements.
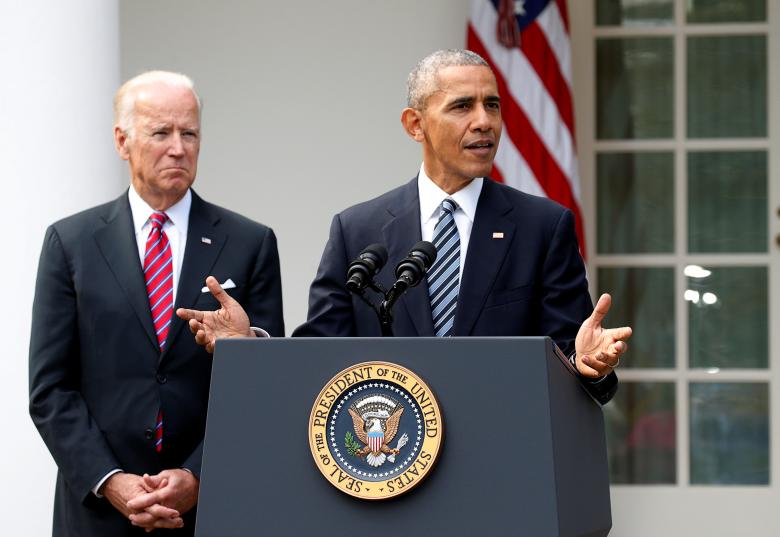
<box><xmin>417</xmin><ymin>163</ymin><xmax>483</xmax><ymax>281</ymax></box>
<box><xmin>128</xmin><ymin>185</ymin><xmax>191</xmax><ymax>304</ymax></box>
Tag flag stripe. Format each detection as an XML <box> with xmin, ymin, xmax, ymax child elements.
<box><xmin>519</xmin><ymin>22</ymin><xmax>575</xmax><ymax>137</ymax></box>
<box><xmin>493</xmin><ymin>130</ymin><xmax>546</xmax><ymax>197</ymax></box>
<box><xmin>467</xmin><ymin>0</ymin><xmax>586</xmax><ymax>255</ymax></box>
<box><xmin>470</xmin><ymin>0</ymin><xmax>577</xmax><ymax>185</ymax></box>
<box><xmin>537</xmin><ymin>1</ymin><xmax>572</xmax><ymax>85</ymax></box>
<box><xmin>468</xmin><ymin>26</ymin><xmax>585</xmax><ymax>247</ymax></box>
<box><xmin>555</xmin><ymin>0</ymin><xmax>570</xmax><ymax>33</ymax></box>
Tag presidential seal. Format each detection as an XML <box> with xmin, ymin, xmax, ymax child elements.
<box><xmin>308</xmin><ymin>361</ymin><xmax>443</xmax><ymax>500</ymax></box>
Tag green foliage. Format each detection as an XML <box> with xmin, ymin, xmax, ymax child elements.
<box><xmin>345</xmin><ymin>431</ymin><xmax>361</xmax><ymax>456</ymax></box>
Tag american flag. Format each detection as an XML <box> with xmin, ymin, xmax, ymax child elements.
<box><xmin>468</xmin><ymin>0</ymin><xmax>585</xmax><ymax>255</ymax></box>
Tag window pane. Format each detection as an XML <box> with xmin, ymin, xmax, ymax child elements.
<box><xmin>688</xmin><ymin>151</ymin><xmax>767</xmax><ymax>253</ymax></box>
<box><xmin>687</xmin><ymin>36</ymin><xmax>767</xmax><ymax>138</ymax></box>
<box><xmin>605</xmin><ymin>382</ymin><xmax>676</xmax><ymax>484</ymax></box>
<box><xmin>598</xmin><ymin>267</ymin><xmax>674</xmax><ymax>368</ymax></box>
<box><xmin>687</xmin><ymin>0</ymin><xmax>767</xmax><ymax>23</ymax></box>
<box><xmin>688</xmin><ymin>266</ymin><xmax>767</xmax><ymax>368</ymax></box>
<box><xmin>596</xmin><ymin>0</ymin><xmax>673</xmax><ymax>26</ymax></box>
<box><xmin>690</xmin><ymin>383</ymin><xmax>768</xmax><ymax>484</ymax></box>
<box><xmin>597</xmin><ymin>38</ymin><xmax>673</xmax><ymax>139</ymax></box>
<box><xmin>597</xmin><ymin>152</ymin><xmax>674</xmax><ymax>253</ymax></box>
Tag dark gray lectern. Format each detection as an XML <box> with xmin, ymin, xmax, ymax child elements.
<box><xmin>195</xmin><ymin>337</ymin><xmax>611</xmax><ymax>537</ymax></box>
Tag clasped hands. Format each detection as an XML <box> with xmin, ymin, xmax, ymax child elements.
<box><xmin>102</xmin><ymin>469</ymin><xmax>199</xmax><ymax>532</ymax></box>
<box><xmin>177</xmin><ymin>277</ymin><xmax>633</xmax><ymax>378</ymax></box>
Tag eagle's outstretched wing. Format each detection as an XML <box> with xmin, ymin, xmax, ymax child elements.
<box><xmin>383</xmin><ymin>406</ymin><xmax>404</xmax><ymax>444</ymax></box>
<box><xmin>348</xmin><ymin>408</ymin><xmax>368</xmax><ymax>444</ymax></box>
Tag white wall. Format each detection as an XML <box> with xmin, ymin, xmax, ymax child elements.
<box><xmin>0</xmin><ymin>1</ymin><xmax>122</xmax><ymax>534</ymax></box>
<box><xmin>120</xmin><ymin>0</ymin><xmax>471</xmax><ymax>330</ymax></box>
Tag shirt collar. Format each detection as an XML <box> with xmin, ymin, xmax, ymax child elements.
<box><xmin>128</xmin><ymin>185</ymin><xmax>192</xmax><ymax>235</ymax></box>
<box><xmin>417</xmin><ymin>163</ymin><xmax>483</xmax><ymax>224</ymax></box>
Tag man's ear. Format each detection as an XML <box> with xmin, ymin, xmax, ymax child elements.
<box><xmin>400</xmin><ymin>107</ymin><xmax>425</xmax><ymax>142</ymax></box>
<box><xmin>114</xmin><ymin>125</ymin><xmax>130</xmax><ymax>160</ymax></box>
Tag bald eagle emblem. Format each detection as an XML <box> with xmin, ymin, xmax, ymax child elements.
<box><xmin>346</xmin><ymin>394</ymin><xmax>409</xmax><ymax>467</ymax></box>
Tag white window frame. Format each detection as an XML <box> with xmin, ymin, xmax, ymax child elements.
<box><xmin>569</xmin><ymin>0</ymin><xmax>780</xmax><ymax>534</ymax></box>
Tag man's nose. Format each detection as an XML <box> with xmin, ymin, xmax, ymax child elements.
<box><xmin>167</xmin><ymin>133</ymin><xmax>185</xmax><ymax>156</ymax></box>
<box><xmin>471</xmin><ymin>105</ymin><xmax>492</xmax><ymax>131</ymax></box>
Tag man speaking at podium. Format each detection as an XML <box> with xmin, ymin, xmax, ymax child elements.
<box><xmin>29</xmin><ymin>72</ymin><xmax>284</xmax><ymax>535</ymax></box>
<box><xmin>179</xmin><ymin>49</ymin><xmax>631</xmax><ymax>404</ymax></box>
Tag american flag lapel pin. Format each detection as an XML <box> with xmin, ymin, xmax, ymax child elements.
<box><xmin>492</xmin><ymin>232</ymin><xmax>504</xmax><ymax>239</ymax></box>
<box><xmin>201</xmin><ymin>237</ymin><xmax>212</xmax><ymax>245</ymax></box>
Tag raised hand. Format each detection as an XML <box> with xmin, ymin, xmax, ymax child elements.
<box><xmin>176</xmin><ymin>276</ymin><xmax>253</xmax><ymax>353</ymax></box>
<box><xmin>575</xmin><ymin>293</ymin><xmax>633</xmax><ymax>378</ymax></box>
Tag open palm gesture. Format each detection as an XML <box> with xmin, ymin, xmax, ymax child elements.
<box><xmin>575</xmin><ymin>293</ymin><xmax>633</xmax><ymax>378</ymax></box>
<box><xmin>176</xmin><ymin>276</ymin><xmax>252</xmax><ymax>353</ymax></box>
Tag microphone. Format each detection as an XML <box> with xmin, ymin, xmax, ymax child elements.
<box><xmin>346</xmin><ymin>243</ymin><xmax>388</xmax><ymax>293</ymax></box>
<box><xmin>393</xmin><ymin>241</ymin><xmax>437</xmax><ymax>289</ymax></box>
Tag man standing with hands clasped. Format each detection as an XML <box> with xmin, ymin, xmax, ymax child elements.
<box><xmin>29</xmin><ymin>71</ymin><xmax>284</xmax><ymax>535</ymax></box>
<box><xmin>178</xmin><ymin>49</ymin><xmax>631</xmax><ymax>404</ymax></box>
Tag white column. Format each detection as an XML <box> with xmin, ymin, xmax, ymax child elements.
<box><xmin>0</xmin><ymin>1</ymin><xmax>121</xmax><ymax>534</ymax></box>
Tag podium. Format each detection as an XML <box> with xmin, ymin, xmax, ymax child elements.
<box><xmin>195</xmin><ymin>337</ymin><xmax>611</xmax><ymax>537</ymax></box>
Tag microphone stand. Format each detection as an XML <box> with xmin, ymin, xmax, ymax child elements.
<box><xmin>349</xmin><ymin>280</ymin><xmax>397</xmax><ymax>337</ymax></box>
<box><xmin>377</xmin><ymin>276</ymin><xmax>413</xmax><ymax>337</ymax></box>
<box><xmin>349</xmin><ymin>279</ymin><xmax>413</xmax><ymax>337</ymax></box>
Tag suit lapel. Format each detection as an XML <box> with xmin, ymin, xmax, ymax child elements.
<box><xmin>94</xmin><ymin>193</ymin><xmax>160</xmax><ymax>352</ymax></box>
<box><xmin>161</xmin><ymin>190</ymin><xmax>227</xmax><ymax>359</ymax></box>
<box><xmin>382</xmin><ymin>179</ymin><xmax>435</xmax><ymax>337</ymax></box>
<box><xmin>165</xmin><ymin>192</ymin><xmax>226</xmax><ymax>356</ymax></box>
<box><xmin>454</xmin><ymin>179</ymin><xmax>516</xmax><ymax>336</ymax></box>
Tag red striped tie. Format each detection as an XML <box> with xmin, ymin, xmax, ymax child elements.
<box><xmin>144</xmin><ymin>211</ymin><xmax>173</xmax><ymax>452</ymax></box>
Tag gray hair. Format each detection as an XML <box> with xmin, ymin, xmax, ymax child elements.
<box><xmin>114</xmin><ymin>70</ymin><xmax>202</xmax><ymax>137</ymax></box>
<box><xmin>406</xmin><ymin>49</ymin><xmax>490</xmax><ymax>109</ymax></box>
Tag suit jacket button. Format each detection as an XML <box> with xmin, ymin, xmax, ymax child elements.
<box><xmin>144</xmin><ymin>428</ymin><xmax>154</xmax><ymax>440</ymax></box>
<box><xmin>156</xmin><ymin>374</ymin><xmax>167</xmax><ymax>384</ymax></box>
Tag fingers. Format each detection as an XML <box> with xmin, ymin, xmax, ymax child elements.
<box><xmin>577</xmin><ymin>355</ymin><xmax>605</xmax><ymax>378</ymax></box>
<box><xmin>194</xmin><ymin>328</ymin><xmax>211</xmax><ymax>347</ymax></box>
<box><xmin>205</xmin><ymin>275</ymin><xmax>238</xmax><ymax>309</ymax></box>
<box><xmin>581</xmin><ymin>340</ymin><xmax>628</xmax><ymax>376</ymax></box>
<box><xmin>187</xmin><ymin>318</ymin><xmax>202</xmax><ymax>335</ymax></box>
<box><xmin>609</xmin><ymin>340</ymin><xmax>628</xmax><ymax>357</ymax></box>
<box><xmin>127</xmin><ymin>490</ymin><xmax>165</xmax><ymax>512</ymax></box>
<box><xmin>580</xmin><ymin>353</ymin><xmax>614</xmax><ymax>377</ymax></box>
<box><xmin>176</xmin><ymin>307</ymin><xmax>204</xmax><ymax>322</ymax></box>
<box><xmin>586</xmin><ymin>293</ymin><xmax>612</xmax><ymax>327</ymax></box>
<box><xmin>142</xmin><ymin>473</ymin><xmax>167</xmax><ymax>491</ymax></box>
<box><xmin>609</xmin><ymin>326</ymin><xmax>633</xmax><ymax>342</ymax></box>
<box><xmin>137</xmin><ymin>503</ymin><xmax>180</xmax><ymax>520</ymax></box>
<box><xmin>129</xmin><ymin>509</ymin><xmax>184</xmax><ymax>530</ymax></box>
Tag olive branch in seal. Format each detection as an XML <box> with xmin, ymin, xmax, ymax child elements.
<box><xmin>344</xmin><ymin>431</ymin><xmax>361</xmax><ymax>456</ymax></box>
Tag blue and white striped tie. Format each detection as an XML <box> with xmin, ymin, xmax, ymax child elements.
<box><xmin>428</xmin><ymin>199</ymin><xmax>460</xmax><ymax>337</ymax></box>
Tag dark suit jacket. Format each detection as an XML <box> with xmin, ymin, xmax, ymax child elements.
<box><xmin>293</xmin><ymin>177</ymin><xmax>616</xmax><ymax>401</ymax></box>
<box><xmin>29</xmin><ymin>190</ymin><xmax>284</xmax><ymax>536</ymax></box>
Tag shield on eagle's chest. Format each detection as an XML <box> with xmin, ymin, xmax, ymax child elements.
<box><xmin>367</xmin><ymin>430</ymin><xmax>383</xmax><ymax>453</ymax></box>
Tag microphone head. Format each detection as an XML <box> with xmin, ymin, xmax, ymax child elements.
<box><xmin>393</xmin><ymin>241</ymin><xmax>438</xmax><ymax>286</ymax></box>
<box><xmin>410</xmin><ymin>240</ymin><xmax>437</xmax><ymax>269</ymax></box>
<box><xmin>346</xmin><ymin>243</ymin><xmax>388</xmax><ymax>293</ymax></box>
<box><xmin>361</xmin><ymin>243</ymin><xmax>388</xmax><ymax>268</ymax></box>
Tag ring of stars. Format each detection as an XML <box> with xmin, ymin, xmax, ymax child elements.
<box><xmin>329</xmin><ymin>381</ymin><xmax>423</xmax><ymax>481</ymax></box>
